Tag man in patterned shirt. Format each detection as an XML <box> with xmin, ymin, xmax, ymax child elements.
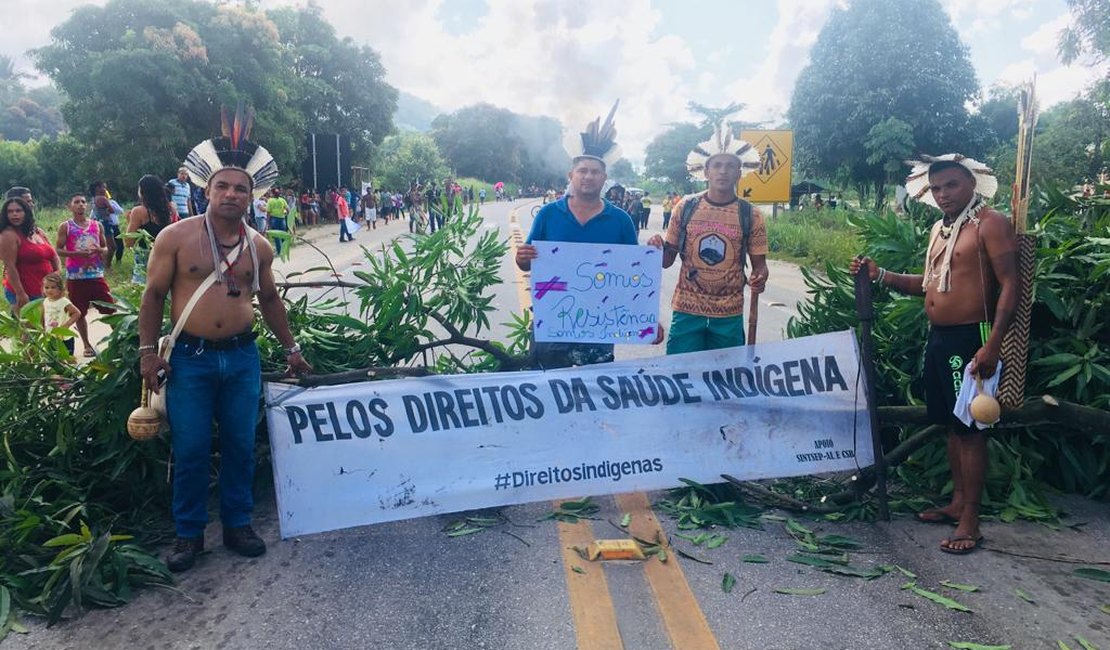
<box><xmin>662</xmin><ymin>124</ymin><xmax>769</xmax><ymax>353</ymax></box>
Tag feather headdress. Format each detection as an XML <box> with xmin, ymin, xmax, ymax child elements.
<box><xmin>563</xmin><ymin>100</ymin><xmax>622</xmax><ymax>167</ymax></box>
<box><xmin>904</xmin><ymin>153</ymin><xmax>997</xmax><ymax>208</ymax></box>
<box><xmin>184</xmin><ymin>104</ymin><xmax>279</xmax><ymax>198</ymax></box>
<box><xmin>686</xmin><ymin>122</ymin><xmax>760</xmax><ymax>180</ymax></box>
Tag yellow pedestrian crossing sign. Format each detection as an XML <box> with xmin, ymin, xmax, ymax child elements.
<box><xmin>737</xmin><ymin>130</ymin><xmax>793</xmax><ymax>203</ymax></box>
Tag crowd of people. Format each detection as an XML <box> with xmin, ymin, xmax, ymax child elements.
<box><xmin>0</xmin><ymin>96</ymin><xmax>1019</xmax><ymax>571</ymax></box>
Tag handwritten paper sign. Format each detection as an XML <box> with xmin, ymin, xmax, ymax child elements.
<box><xmin>531</xmin><ymin>242</ymin><xmax>662</xmax><ymax>345</ymax></box>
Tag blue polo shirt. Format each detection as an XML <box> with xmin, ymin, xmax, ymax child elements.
<box><xmin>526</xmin><ymin>197</ymin><xmax>637</xmax><ymax>246</ymax></box>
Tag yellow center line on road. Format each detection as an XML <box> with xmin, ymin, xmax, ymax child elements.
<box><xmin>509</xmin><ymin>204</ymin><xmax>719</xmax><ymax>649</ymax></box>
<box><xmin>511</xmin><ymin>205</ymin><xmax>622</xmax><ymax>649</ymax></box>
<box><xmin>615</xmin><ymin>492</ymin><xmax>720</xmax><ymax>650</ymax></box>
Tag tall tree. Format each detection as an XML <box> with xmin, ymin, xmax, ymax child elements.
<box><xmin>431</xmin><ymin>104</ymin><xmax>522</xmax><ymax>182</ymax></box>
<box><xmin>864</xmin><ymin>117</ymin><xmax>915</xmax><ymax>196</ymax></box>
<box><xmin>267</xmin><ymin>5</ymin><xmax>396</xmax><ymax>164</ymax></box>
<box><xmin>788</xmin><ymin>0</ymin><xmax>980</xmax><ymax>208</ymax></box>
<box><xmin>1058</xmin><ymin>0</ymin><xmax>1110</xmax><ymax>64</ymax></box>
<box><xmin>1029</xmin><ymin>86</ymin><xmax>1109</xmax><ymax>187</ymax></box>
<box><xmin>512</xmin><ymin>113</ymin><xmax>569</xmax><ymax>187</ymax></box>
<box><xmin>608</xmin><ymin>158</ymin><xmax>638</xmax><ymax>185</ymax></box>
<box><xmin>430</xmin><ymin>104</ymin><xmax>567</xmax><ymax>185</ymax></box>
<box><xmin>33</xmin><ymin>0</ymin><xmax>395</xmax><ymax>191</ymax></box>
<box><xmin>375</xmin><ymin>132</ymin><xmax>449</xmax><ymax>191</ymax></box>
<box><xmin>687</xmin><ymin>101</ymin><xmax>744</xmax><ymax>128</ymax></box>
<box><xmin>643</xmin><ymin>122</ymin><xmax>709</xmax><ymax>193</ymax></box>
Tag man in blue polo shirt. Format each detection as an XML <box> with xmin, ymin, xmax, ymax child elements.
<box><xmin>516</xmin><ymin>130</ymin><xmax>664</xmax><ymax>368</ymax></box>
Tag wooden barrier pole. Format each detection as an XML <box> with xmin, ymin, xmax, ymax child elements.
<box><xmin>854</xmin><ymin>260</ymin><xmax>889</xmax><ymax>521</ymax></box>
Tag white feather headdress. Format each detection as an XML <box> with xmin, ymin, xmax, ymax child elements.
<box><xmin>184</xmin><ymin>104</ymin><xmax>279</xmax><ymax>199</ymax></box>
<box><xmin>686</xmin><ymin>122</ymin><xmax>760</xmax><ymax>180</ymax></box>
<box><xmin>904</xmin><ymin>154</ymin><xmax>997</xmax><ymax>208</ymax></box>
<box><xmin>562</xmin><ymin>100</ymin><xmax>622</xmax><ymax>167</ymax></box>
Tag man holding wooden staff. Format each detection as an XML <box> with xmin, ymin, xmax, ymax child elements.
<box><xmin>662</xmin><ymin>122</ymin><xmax>769</xmax><ymax>353</ymax></box>
<box><xmin>851</xmin><ymin>154</ymin><xmax>1018</xmax><ymax>555</ymax></box>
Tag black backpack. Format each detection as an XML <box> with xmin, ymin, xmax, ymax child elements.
<box><xmin>675</xmin><ymin>194</ymin><xmax>753</xmax><ymax>274</ymax></box>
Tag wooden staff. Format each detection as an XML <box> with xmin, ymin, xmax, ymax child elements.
<box><xmin>747</xmin><ymin>285</ymin><xmax>759</xmax><ymax>345</ymax></box>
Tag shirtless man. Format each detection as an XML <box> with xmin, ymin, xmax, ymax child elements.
<box><xmin>851</xmin><ymin>156</ymin><xmax>1017</xmax><ymax>555</ymax></box>
<box><xmin>139</xmin><ymin>163</ymin><xmax>311</xmax><ymax>572</ymax></box>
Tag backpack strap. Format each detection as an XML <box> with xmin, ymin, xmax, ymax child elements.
<box><xmin>675</xmin><ymin>195</ymin><xmax>702</xmax><ymax>261</ymax></box>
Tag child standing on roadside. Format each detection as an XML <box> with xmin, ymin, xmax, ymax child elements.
<box><xmin>41</xmin><ymin>271</ymin><xmax>80</xmax><ymax>355</ymax></box>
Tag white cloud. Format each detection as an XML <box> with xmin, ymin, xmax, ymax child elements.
<box><xmin>2</xmin><ymin>0</ymin><xmax>107</xmax><ymax>78</ymax></box>
<box><xmin>303</xmin><ymin>0</ymin><xmax>698</xmax><ymax>162</ymax></box>
<box><xmin>6</xmin><ymin>0</ymin><xmax>1106</xmax><ymax>165</ymax></box>
<box><xmin>942</xmin><ymin>0</ymin><xmax>1035</xmax><ymax>34</ymax></box>
<box><xmin>1021</xmin><ymin>13</ymin><xmax>1072</xmax><ymax>58</ymax></box>
<box><xmin>995</xmin><ymin>58</ymin><xmax>1106</xmax><ymax>106</ymax></box>
<box><xmin>719</xmin><ymin>0</ymin><xmax>837</xmax><ymax>126</ymax></box>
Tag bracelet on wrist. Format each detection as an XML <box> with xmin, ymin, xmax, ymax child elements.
<box><xmin>285</xmin><ymin>343</ymin><xmax>302</xmax><ymax>357</ymax></box>
<box><xmin>875</xmin><ymin>267</ymin><xmax>887</xmax><ymax>285</ymax></box>
<box><xmin>138</xmin><ymin>344</ymin><xmax>157</xmax><ymax>353</ymax></box>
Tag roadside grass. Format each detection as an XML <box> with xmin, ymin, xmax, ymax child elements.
<box><xmin>765</xmin><ymin>207</ymin><xmax>861</xmax><ymax>269</ymax></box>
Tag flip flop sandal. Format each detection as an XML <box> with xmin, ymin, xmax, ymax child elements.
<box><xmin>83</xmin><ymin>348</ymin><xmax>96</xmax><ymax>358</ymax></box>
<box><xmin>915</xmin><ymin>510</ymin><xmax>958</xmax><ymax>525</ymax></box>
<box><xmin>940</xmin><ymin>535</ymin><xmax>984</xmax><ymax>555</ymax></box>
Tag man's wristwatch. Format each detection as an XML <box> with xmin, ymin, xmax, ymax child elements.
<box><xmin>285</xmin><ymin>343</ymin><xmax>302</xmax><ymax>357</ymax></box>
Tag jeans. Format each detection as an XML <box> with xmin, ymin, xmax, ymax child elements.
<box><xmin>166</xmin><ymin>338</ymin><xmax>262</xmax><ymax>538</ymax></box>
<box><xmin>104</xmin><ymin>223</ymin><xmax>124</xmax><ymax>262</ymax></box>
<box><xmin>339</xmin><ymin>218</ymin><xmax>352</xmax><ymax>241</ymax></box>
<box><xmin>270</xmin><ymin>217</ymin><xmax>287</xmax><ymax>254</ymax></box>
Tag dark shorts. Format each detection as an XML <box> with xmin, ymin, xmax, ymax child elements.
<box><xmin>530</xmin><ymin>342</ymin><xmax>614</xmax><ymax>370</ymax></box>
<box><xmin>67</xmin><ymin>278</ymin><xmax>115</xmax><ymax>316</ymax></box>
<box><xmin>923</xmin><ymin>323</ymin><xmax>985</xmax><ymax>432</ymax></box>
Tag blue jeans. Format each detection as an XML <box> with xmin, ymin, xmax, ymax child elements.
<box><xmin>269</xmin><ymin>217</ymin><xmax>287</xmax><ymax>254</ymax></box>
<box><xmin>166</xmin><ymin>337</ymin><xmax>262</xmax><ymax>538</ymax></box>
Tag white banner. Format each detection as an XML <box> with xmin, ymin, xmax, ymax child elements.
<box><xmin>531</xmin><ymin>242</ymin><xmax>662</xmax><ymax>344</ymax></box>
<box><xmin>264</xmin><ymin>330</ymin><xmax>873</xmax><ymax>538</ymax></box>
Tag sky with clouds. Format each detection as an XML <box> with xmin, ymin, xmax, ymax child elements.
<box><xmin>3</xmin><ymin>0</ymin><xmax>1104</xmax><ymax>162</ymax></box>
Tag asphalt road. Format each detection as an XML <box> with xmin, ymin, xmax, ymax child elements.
<box><xmin>15</xmin><ymin>200</ymin><xmax>1109</xmax><ymax>650</ymax></box>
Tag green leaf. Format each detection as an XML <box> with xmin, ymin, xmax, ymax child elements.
<box><xmin>901</xmin><ymin>582</ymin><xmax>973</xmax><ymax>613</ymax></box>
<box><xmin>706</xmin><ymin>534</ymin><xmax>727</xmax><ymax>549</ymax></box>
<box><xmin>742</xmin><ymin>554</ymin><xmax>769</xmax><ymax>564</ymax></box>
<box><xmin>445</xmin><ymin>527</ymin><xmax>484</xmax><ymax>537</ymax></box>
<box><xmin>1074</xmin><ymin>567</ymin><xmax>1110</xmax><ymax>583</ymax></box>
<box><xmin>947</xmin><ymin>644</ymin><xmax>1011</xmax><ymax>650</ymax></box>
<box><xmin>893</xmin><ymin>565</ymin><xmax>917</xmax><ymax>579</ymax></box>
<box><xmin>940</xmin><ymin>580</ymin><xmax>980</xmax><ymax>592</ymax></box>
<box><xmin>1073</xmin><ymin>637</ymin><xmax>1097</xmax><ymax>650</ymax></box>
<box><xmin>816</xmin><ymin>534</ymin><xmax>863</xmax><ymax>549</ymax></box>
<box><xmin>673</xmin><ymin>548</ymin><xmax>710</xmax><ymax>565</ymax></box>
<box><xmin>773</xmin><ymin>587</ymin><xmax>826</xmax><ymax>596</ymax></box>
<box><xmin>0</xmin><ymin>586</ymin><xmax>10</xmax><ymax>641</ymax></box>
<box><xmin>571</xmin><ymin>566</ymin><xmax>586</xmax><ymax>575</ymax></box>
<box><xmin>785</xmin><ymin>519</ymin><xmax>814</xmax><ymax>537</ymax></box>
<box><xmin>1100</xmin><ymin>604</ymin><xmax>1110</xmax><ymax>616</ymax></box>
<box><xmin>620</xmin><ymin>513</ymin><xmax>631</xmax><ymax>528</ymax></box>
<box><xmin>722</xmin><ymin>572</ymin><xmax>736</xmax><ymax>593</ymax></box>
<box><xmin>1057</xmin><ymin>641</ymin><xmax>1074</xmax><ymax>650</ymax></box>
<box><xmin>42</xmin><ymin>533</ymin><xmax>83</xmax><ymax>547</ymax></box>
<box><xmin>1014</xmin><ymin>588</ymin><xmax>1035</xmax><ymax>604</ymax></box>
